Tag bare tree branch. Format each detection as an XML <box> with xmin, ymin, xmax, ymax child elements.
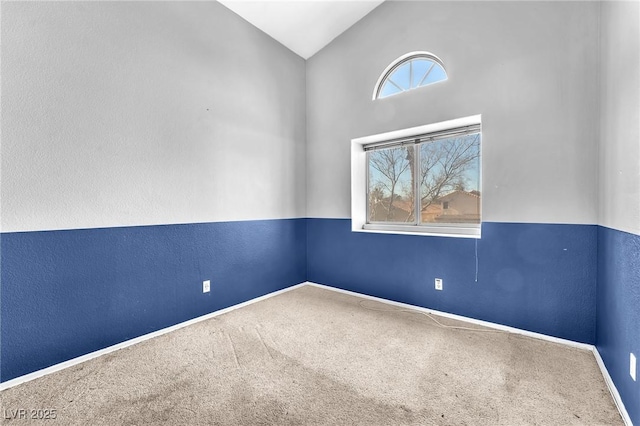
<box><xmin>369</xmin><ymin>148</ymin><xmax>411</xmax><ymax>220</ymax></box>
<box><xmin>420</xmin><ymin>134</ymin><xmax>480</xmax><ymax>211</ymax></box>
<box><xmin>367</xmin><ymin>135</ymin><xmax>479</xmax><ymax>222</ymax></box>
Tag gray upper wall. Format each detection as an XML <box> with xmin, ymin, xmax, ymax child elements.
<box><xmin>1</xmin><ymin>1</ymin><xmax>306</xmax><ymax>232</ymax></box>
<box><xmin>599</xmin><ymin>1</ymin><xmax>640</xmax><ymax>236</ymax></box>
<box><xmin>3</xmin><ymin>1</ymin><xmax>636</xmax><ymax>233</ymax></box>
<box><xmin>306</xmin><ymin>1</ymin><xmax>600</xmax><ymax>225</ymax></box>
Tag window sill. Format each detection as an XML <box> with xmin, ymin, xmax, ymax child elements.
<box><xmin>359</xmin><ymin>223</ymin><xmax>481</xmax><ymax>239</ymax></box>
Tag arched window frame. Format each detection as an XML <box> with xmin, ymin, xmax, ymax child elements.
<box><xmin>372</xmin><ymin>51</ymin><xmax>447</xmax><ymax>100</ymax></box>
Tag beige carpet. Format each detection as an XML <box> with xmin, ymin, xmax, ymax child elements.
<box><xmin>0</xmin><ymin>285</ymin><xmax>622</xmax><ymax>425</ymax></box>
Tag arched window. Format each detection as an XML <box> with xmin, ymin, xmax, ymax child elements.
<box><xmin>373</xmin><ymin>52</ymin><xmax>447</xmax><ymax>100</ymax></box>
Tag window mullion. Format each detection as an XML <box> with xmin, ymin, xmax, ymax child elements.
<box><xmin>365</xmin><ymin>151</ymin><xmax>370</xmax><ymax>223</ymax></box>
<box><xmin>418</xmin><ymin>62</ymin><xmax>436</xmax><ymax>86</ymax></box>
<box><xmin>388</xmin><ymin>79</ymin><xmax>404</xmax><ymax>92</ymax></box>
<box><xmin>413</xmin><ymin>144</ymin><xmax>420</xmax><ymax>226</ymax></box>
<box><xmin>409</xmin><ymin>60</ymin><xmax>413</xmax><ymax>89</ymax></box>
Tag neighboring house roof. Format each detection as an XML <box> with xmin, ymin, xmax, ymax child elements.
<box><xmin>392</xmin><ymin>200</ymin><xmax>412</xmax><ymax>213</ymax></box>
<box><xmin>436</xmin><ymin>190</ymin><xmax>481</xmax><ymax>201</ymax></box>
<box><xmin>369</xmin><ymin>198</ymin><xmax>413</xmax><ymax>222</ymax></box>
<box><xmin>370</xmin><ymin>192</ymin><xmax>480</xmax><ymax>223</ymax></box>
<box><xmin>423</xmin><ymin>204</ymin><xmax>442</xmax><ymax>213</ymax></box>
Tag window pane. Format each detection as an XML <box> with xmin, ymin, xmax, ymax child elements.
<box><xmin>379</xmin><ymin>80</ymin><xmax>401</xmax><ymax>98</ymax></box>
<box><xmin>420</xmin><ymin>134</ymin><xmax>481</xmax><ymax>224</ymax></box>
<box><xmin>390</xmin><ymin>62</ymin><xmax>411</xmax><ymax>90</ymax></box>
<box><xmin>410</xmin><ymin>59</ymin><xmax>432</xmax><ymax>88</ymax></box>
<box><xmin>368</xmin><ymin>147</ymin><xmax>415</xmax><ymax>223</ymax></box>
<box><xmin>419</xmin><ymin>63</ymin><xmax>447</xmax><ymax>86</ymax></box>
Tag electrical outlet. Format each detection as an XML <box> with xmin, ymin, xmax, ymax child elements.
<box><xmin>631</xmin><ymin>353</ymin><xmax>636</xmax><ymax>381</ymax></box>
<box><xmin>435</xmin><ymin>278</ymin><xmax>443</xmax><ymax>291</ymax></box>
<box><xmin>203</xmin><ymin>280</ymin><xmax>210</xmax><ymax>293</ymax></box>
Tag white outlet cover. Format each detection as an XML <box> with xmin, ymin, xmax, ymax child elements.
<box><xmin>631</xmin><ymin>353</ymin><xmax>636</xmax><ymax>381</ymax></box>
<box><xmin>203</xmin><ymin>280</ymin><xmax>211</xmax><ymax>293</ymax></box>
<box><xmin>435</xmin><ymin>278</ymin><xmax>443</xmax><ymax>291</ymax></box>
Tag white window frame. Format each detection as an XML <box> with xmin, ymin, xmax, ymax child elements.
<box><xmin>372</xmin><ymin>51</ymin><xmax>448</xmax><ymax>100</ymax></box>
<box><xmin>351</xmin><ymin>115</ymin><xmax>482</xmax><ymax>238</ymax></box>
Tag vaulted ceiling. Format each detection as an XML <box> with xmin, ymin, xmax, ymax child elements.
<box><xmin>218</xmin><ymin>1</ymin><xmax>385</xmax><ymax>59</ymax></box>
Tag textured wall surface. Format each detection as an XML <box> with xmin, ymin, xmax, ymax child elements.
<box><xmin>308</xmin><ymin>219</ymin><xmax>597</xmax><ymax>344</ymax></box>
<box><xmin>1</xmin><ymin>1</ymin><xmax>306</xmax><ymax>232</ymax></box>
<box><xmin>598</xmin><ymin>1</ymin><xmax>640</xmax><ymax>237</ymax></box>
<box><xmin>1</xmin><ymin>219</ymin><xmax>307</xmax><ymax>382</ymax></box>
<box><xmin>597</xmin><ymin>227</ymin><xmax>640</xmax><ymax>425</ymax></box>
<box><xmin>596</xmin><ymin>2</ymin><xmax>640</xmax><ymax>424</ymax></box>
<box><xmin>0</xmin><ymin>1</ymin><xmax>307</xmax><ymax>383</ymax></box>
<box><xmin>306</xmin><ymin>1</ymin><xmax>600</xmax><ymax>224</ymax></box>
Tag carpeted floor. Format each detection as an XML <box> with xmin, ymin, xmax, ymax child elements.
<box><xmin>0</xmin><ymin>285</ymin><xmax>622</xmax><ymax>425</ymax></box>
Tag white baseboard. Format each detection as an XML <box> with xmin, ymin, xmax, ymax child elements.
<box><xmin>593</xmin><ymin>348</ymin><xmax>633</xmax><ymax>426</ymax></box>
<box><xmin>306</xmin><ymin>281</ymin><xmax>632</xmax><ymax>425</ymax></box>
<box><xmin>0</xmin><ymin>282</ymin><xmax>307</xmax><ymax>391</ymax></box>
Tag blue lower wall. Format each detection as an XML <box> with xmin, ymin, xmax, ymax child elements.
<box><xmin>596</xmin><ymin>226</ymin><xmax>640</xmax><ymax>425</ymax></box>
<box><xmin>6</xmin><ymin>217</ymin><xmax>638</xmax><ymax>423</ymax></box>
<box><xmin>307</xmin><ymin>219</ymin><xmax>597</xmax><ymax>344</ymax></box>
<box><xmin>0</xmin><ymin>219</ymin><xmax>307</xmax><ymax>382</ymax></box>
